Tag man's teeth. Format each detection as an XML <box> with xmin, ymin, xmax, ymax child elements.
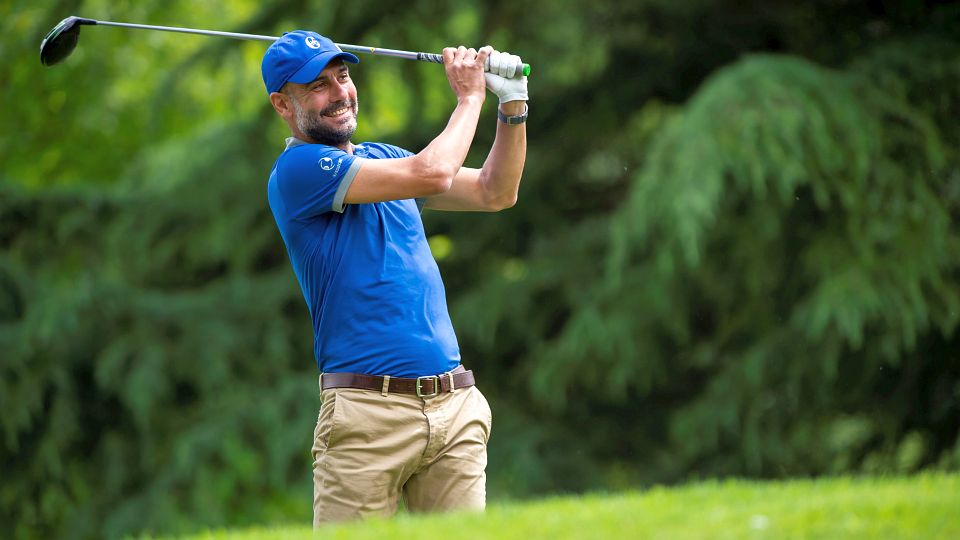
<box><xmin>326</xmin><ymin>107</ymin><xmax>349</xmax><ymax>117</ymax></box>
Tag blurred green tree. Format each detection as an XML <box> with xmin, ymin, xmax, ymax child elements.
<box><xmin>1</xmin><ymin>0</ymin><xmax>958</xmax><ymax>538</ymax></box>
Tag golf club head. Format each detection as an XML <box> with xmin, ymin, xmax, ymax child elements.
<box><xmin>40</xmin><ymin>16</ymin><xmax>97</xmax><ymax>66</ymax></box>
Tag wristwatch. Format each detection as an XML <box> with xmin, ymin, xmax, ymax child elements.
<box><xmin>497</xmin><ymin>103</ymin><xmax>528</xmax><ymax>125</ymax></box>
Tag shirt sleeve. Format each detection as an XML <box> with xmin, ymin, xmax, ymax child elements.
<box><xmin>274</xmin><ymin>145</ymin><xmax>363</xmax><ymax>219</ymax></box>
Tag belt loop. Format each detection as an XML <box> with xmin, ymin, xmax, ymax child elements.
<box><xmin>318</xmin><ymin>373</ymin><xmax>324</xmax><ymax>392</ymax></box>
<box><xmin>381</xmin><ymin>375</ymin><xmax>391</xmax><ymax>397</ymax></box>
<box><xmin>447</xmin><ymin>371</ymin><xmax>456</xmax><ymax>393</ymax></box>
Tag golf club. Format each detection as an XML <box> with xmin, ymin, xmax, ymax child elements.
<box><xmin>40</xmin><ymin>16</ymin><xmax>531</xmax><ymax>77</ymax></box>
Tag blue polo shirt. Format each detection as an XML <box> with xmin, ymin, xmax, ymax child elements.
<box><xmin>266</xmin><ymin>138</ymin><xmax>461</xmax><ymax>378</ymax></box>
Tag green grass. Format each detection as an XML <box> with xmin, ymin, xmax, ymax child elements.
<box><xmin>162</xmin><ymin>473</ymin><xmax>958</xmax><ymax>539</ymax></box>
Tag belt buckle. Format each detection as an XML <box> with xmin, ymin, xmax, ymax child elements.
<box><xmin>415</xmin><ymin>375</ymin><xmax>440</xmax><ymax>397</ymax></box>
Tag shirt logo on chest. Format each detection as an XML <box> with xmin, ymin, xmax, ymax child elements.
<box><xmin>318</xmin><ymin>157</ymin><xmax>335</xmax><ymax>171</ymax></box>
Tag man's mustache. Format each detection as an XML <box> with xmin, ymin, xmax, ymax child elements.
<box><xmin>319</xmin><ymin>100</ymin><xmax>357</xmax><ymax>116</ymax></box>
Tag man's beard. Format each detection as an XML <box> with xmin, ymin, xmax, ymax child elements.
<box><xmin>292</xmin><ymin>98</ymin><xmax>358</xmax><ymax>146</ymax></box>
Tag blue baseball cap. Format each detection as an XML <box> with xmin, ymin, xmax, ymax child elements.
<box><xmin>261</xmin><ymin>30</ymin><xmax>360</xmax><ymax>94</ymax></box>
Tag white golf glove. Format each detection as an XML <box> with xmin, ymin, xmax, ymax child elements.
<box><xmin>484</xmin><ymin>50</ymin><xmax>528</xmax><ymax>103</ymax></box>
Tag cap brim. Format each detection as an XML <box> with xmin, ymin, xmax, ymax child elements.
<box><xmin>288</xmin><ymin>51</ymin><xmax>360</xmax><ymax>85</ymax></box>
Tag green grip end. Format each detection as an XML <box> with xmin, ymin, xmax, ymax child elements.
<box><xmin>522</xmin><ymin>63</ymin><xmax>531</xmax><ymax>76</ymax></box>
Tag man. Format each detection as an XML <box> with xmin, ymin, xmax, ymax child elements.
<box><xmin>260</xmin><ymin>30</ymin><xmax>527</xmax><ymax>526</ymax></box>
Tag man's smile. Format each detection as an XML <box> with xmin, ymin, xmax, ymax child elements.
<box><xmin>321</xmin><ymin>101</ymin><xmax>356</xmax><ymax>119</ymax></box>
<box><xmin>324</xmin><ymin>106</ymin><xmax>351</xmax><ymax>118</ymax></box>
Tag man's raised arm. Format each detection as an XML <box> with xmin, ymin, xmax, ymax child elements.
<box><xmin>424</xmin><ymin>50</ymin><xmax>529</xmax><ymax>212</ymax></box>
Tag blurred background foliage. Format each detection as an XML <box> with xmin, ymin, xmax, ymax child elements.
<box><xmin>2</xmin><ymin>0</ymin><xmax>959</xmax><ymax>538</ymax></box>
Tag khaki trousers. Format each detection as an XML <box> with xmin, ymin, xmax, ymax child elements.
<box><xmin>312</xmin><ymin>376</ymin><xmax>492</xmax><ymax>527</ymax></box>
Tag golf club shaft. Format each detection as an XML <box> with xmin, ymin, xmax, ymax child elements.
<box><xmin>93</xmin><ymin>20</ymin><xmax>276</xmax><ymax>42</ymax></box>
<box><xmin>89</xmin><ymin>19</ymin><xmax>530</xmax><ymax>77</ymax></box>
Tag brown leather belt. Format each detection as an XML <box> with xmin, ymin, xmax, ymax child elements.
<box><xmin>321</xmin><ymin>365</ymin><xmax>475</xmax><ymax>397</ymax></box>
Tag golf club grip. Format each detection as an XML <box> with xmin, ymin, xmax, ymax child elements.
<box><xmin>417</xmin><ymin>52</ymin><xmax>445</xmax><ymax>64</ymax></box>
<box><xmin>417</xmin><ymin>52</ymin><xmax>529</xmax><ymax>78</ymax></box>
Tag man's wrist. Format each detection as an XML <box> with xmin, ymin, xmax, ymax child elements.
<box><xmin>498</xmin><ymin>101</ymin><xmax>526</xmax><ymax>115</ymax></box>
<box><xmin>457</xmin><ymin>94</ymin><xmax>485</xmax><ymax>107</ymax></box>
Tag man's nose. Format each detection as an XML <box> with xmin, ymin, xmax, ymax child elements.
<box><xmin>331</xmin><ymin>80</ymin><xmax>349</xmax><ymax>101</ymax></box>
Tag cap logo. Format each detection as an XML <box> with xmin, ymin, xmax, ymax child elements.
<box><xmin>305</xmin><ymin>36</ymin><xmax>322</xmax><ymax>49</ymax></box>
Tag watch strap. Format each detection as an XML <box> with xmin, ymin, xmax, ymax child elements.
<box><xmin>497</xmin><ymin>103</ymin><xmax>528</xmax><ymax>125</ymax></box>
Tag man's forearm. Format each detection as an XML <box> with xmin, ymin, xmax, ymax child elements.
<box><xmin>478</xmin><ymin>101</ymin><xmax>527</xmax><ymax>207</ymax></box>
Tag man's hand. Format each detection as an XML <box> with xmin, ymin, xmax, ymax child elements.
<box><xmin>443</xmin><ymin>45</ymin><xmax>493</xmax><ymax>102</ymax></box>
<box><xmin>484</xmin><ymin>50</ymin><xmax>529</xmax><ymax>104</ymax></box>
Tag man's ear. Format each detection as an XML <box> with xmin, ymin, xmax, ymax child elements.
<box><xmin>269</xmin><ymin>91</ymin><xmax>293</xmax><ymax>119</ymax></box>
